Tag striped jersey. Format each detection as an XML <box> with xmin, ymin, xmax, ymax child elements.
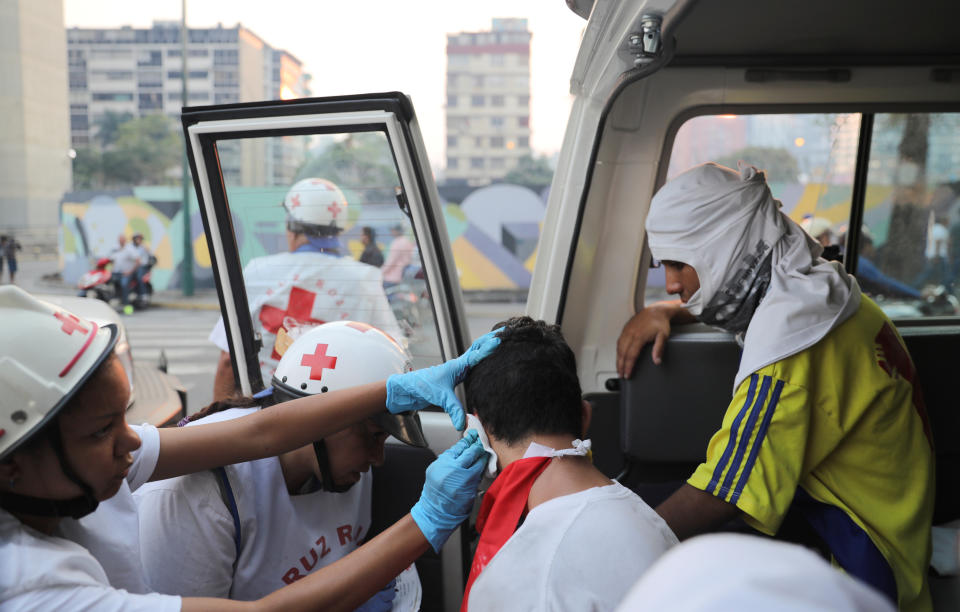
<box><xmin>687</xmin><ymin>296</ymin><xmax>934</xmax><ymax>611</ymax></box>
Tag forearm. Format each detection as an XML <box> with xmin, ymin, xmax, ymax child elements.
<box><xmin>153</xmin><ymin>381</ymin><xmax>388</xmax><ymax>480</ymax></box>
<box><xmin>656</xmin><ymin>483</ymin><xmax>740</xmax><ymax>540</ymax></box>
<box><xmin>258</xmin><ymin>514</ymin><xmax>430</xmax><ymax>612</ymax></box>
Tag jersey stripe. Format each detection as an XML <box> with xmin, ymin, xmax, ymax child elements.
<box><xmin>706</xmin><ymin>374</ymin><xmax>758</xmax><ymax>495</ymax></box>
<box><xmin>718</xmin><ymin>375</ymin><xmax>772</xmax><ymax>500</ymax></box>
<box><xmin>730</xmin><ymin>378</ymin><xmax>784</xmax><ymax>504</ymax></box>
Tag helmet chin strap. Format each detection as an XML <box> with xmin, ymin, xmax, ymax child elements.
<box><xmin>0</xmin><ymin>423</ymin><xmax>99</xmax><ymax>519</ymax></box>
<box><xmin>312</xmin><ymin>439</ymin><xmax>355</xmax><ymax>494</ymax></box>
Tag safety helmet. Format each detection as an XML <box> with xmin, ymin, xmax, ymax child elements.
<box><xmin>0</xmin><ymin>287</ymin><xmax>119</xmax><ymax>462</ymax></box>
<box><xmin>271</xmin><ymin>321</ymin><xmax>427</xmax><ymax>448</ymax></box>
<box><xmin>283</xmin><ymin>178</ymin><xmax>349</xmax><ymax>232</ymax></box>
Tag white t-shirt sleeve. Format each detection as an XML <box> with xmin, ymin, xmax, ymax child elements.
<box><xmin>127</xmin><ymin>424</ymin><xmax>161</xmax><ymax>492</ymax></box>
<box><xmin>135</xmin><ymin>471</ymin><xmax>236</xmax><ymax>598</ymax></box>
<box><xmin>209</xmin><ymin>316</ymin><xmax>229</xmax><ymax>352</ymax></box>
<box><xmin>4</xmin><ymin>584</ymin><xmax>181</xmax><ymax>612</ymax></box>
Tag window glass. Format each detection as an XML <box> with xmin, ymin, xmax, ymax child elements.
<box><xmin>653</xmin><ymin>113</ymin><xmax>861</xmax><ymax>303</ymax></box>
<box><xmin>858</xmin><ymin>113</ymin><xmax>960</xmax><ymax>317</ymax></box>
<box><xmin>215</xmin><ymin>131</ymin><xmax>445</xmax><ymax>390</ymax></box>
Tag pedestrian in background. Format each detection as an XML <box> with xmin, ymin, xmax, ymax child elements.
<box><xmin>1</xmin><ymin>234</ymin><xmax>22</xmax><ymax>284</ymax></box>
<box><xmin>359</xmin><ymin>226</ymin><xmax>384</xmax><ymax>268</ymax></box>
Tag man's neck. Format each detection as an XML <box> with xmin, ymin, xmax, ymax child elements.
<box><xmin>491</xmin><ymin>434</ymin><xmax>612</xmax><ymax>512</ymax></box>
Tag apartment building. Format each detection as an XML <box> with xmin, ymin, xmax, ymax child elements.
<box><xmin>445</xmin><ymin>18</ymin><xmax>532</xmax><ymax>185</ymax></box>
<box><xmin>67</xmin><ymin>21</ymin><xmax>310</xmax><ymax>186</ymax></box>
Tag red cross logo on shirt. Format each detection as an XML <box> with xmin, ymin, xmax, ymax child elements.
<box><xmin>327</xmin><ymin>201</ymin><xmax>342</xmax><ymax>219</ymax></box>
<box><xmin>54</xmin><ymin>311</ymin><xmax>89</xmax><ymax>336</ymax></box>
<box><xmin>301</xmin><ymin>343</ymin><xmax>337</xmax><ymax>381</ymax></box>
<box><xmin>260</xmin><ymin>286</ymin><xmax>326</xmax><ymax>359</ymax></box>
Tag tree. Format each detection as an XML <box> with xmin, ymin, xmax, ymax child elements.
<box><xmin>71</xmin><ymin>114</ymin><xmax>183</xmax><ymax>188</ymax></box>
<box><xmin>294</xmin><ymin>133</ymin><xmax>399</xmax><ymax>204</ymax></box>
<box><xmin>715</xmin><ymin>147</ymin><xmax>800</xmax><ymax>183</ymax></box>
<box><xmin>93</xmin><ymin>111</ymin><xmax>134</xmax><ymax>148</ymax></box>
<box><xmin>502</xmin><ymin>155</ymin><xmax>554</xmax><ymax>191</ymax></box>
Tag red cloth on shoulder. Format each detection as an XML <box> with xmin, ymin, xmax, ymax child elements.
<box><xmin>461</xmin><ymin>456</ymin><xmax>552</xmax><ymax>611</ymax></box>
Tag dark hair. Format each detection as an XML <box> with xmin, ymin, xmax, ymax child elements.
<box><xmin>286</xmin><ymin>219</ymin><xmax>341</xmax><ymax>238</ymax></box>
<box><xmin>464</xmin><ymin>317</ymin><xmax>582</xmax><ymax>445</ymax></box>
<box><xmin>180</xmin><ymin>395</ymin><xmax>261</xmax><ymax>426</ymax></box>
<box><xmin>362</xmin><ymin>226</ymin><xmax>376</xmax><ymax>241</ymax></box>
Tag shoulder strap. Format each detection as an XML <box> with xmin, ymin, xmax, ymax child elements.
<box><xmin>212</xmin><ymin>466</ymin><xmax>242</xmax><ymax>574</ymax></box>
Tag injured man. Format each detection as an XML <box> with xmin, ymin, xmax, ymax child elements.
<box><xmin>461</xmin><ymin>317</ymin><xmax>678</xmax><ymax>611</ymax></box>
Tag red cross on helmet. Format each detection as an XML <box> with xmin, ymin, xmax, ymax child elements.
<box><xmin>0</xmin><ymin>286</ymin><xmax>119</xmax><ymax>461</ymax></box>
<box><xmin>271</xmin><ymin>321</ymin><xmax>426</xmax><ymax>448</ymax></box>
<box><xmin>282</xmin><ymin>177</ymin><xmax>349</xmax><ymax>231</ymax></box>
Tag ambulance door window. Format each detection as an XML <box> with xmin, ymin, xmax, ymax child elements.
<box><xmin>652</xmin><ymin>112</ymin><xmax>862</xmax><ymax>303</ymax></box>
<box><xmin>215</xmin><ymin>131</ymin><xmax>443</xmax><ymax>389</ymax></box>
<box><xmin>856</xmin><ymin>113</ymin><xmax>960</xmax><ymax>318</ymax></box>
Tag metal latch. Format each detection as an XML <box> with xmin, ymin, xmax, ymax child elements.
<box><xmin>628</xmin><ymin>15</ymin><xmax>662</xmax><ymax>66</ymax></box>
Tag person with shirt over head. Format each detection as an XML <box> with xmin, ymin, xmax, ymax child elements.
<box><xmin>615</xmin><ymin>162</ymin><xmax>934</xmax><ymax>611</ymax></box>
<box><xmin>136</xmin><ymin>321</ymin><xmax>428</xmax><ymax>605</ymax></box>
<box><xmin>210</xmin><ymin>178</ymin><xmax>402</xmax><ymax>401</ymax></box>
<box><xmin>462</xmin><ymin>317</ymin><xmax>677</xmax><ymax>612</ymax></box>
<box><xmin>381</xmin><ymin>225</ymin><xmax>415</xmax><ymax>288</ymax></box>
<box><xmin>0</xmin><ymin>285</ymin><xmax>497</xmax><ymax>611</ymax></box>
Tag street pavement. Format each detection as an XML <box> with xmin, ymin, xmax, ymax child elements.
<box><xmin>11</xmin><ymin>258</ymin><xmax>525</xmax><ymax>415</ymax></box>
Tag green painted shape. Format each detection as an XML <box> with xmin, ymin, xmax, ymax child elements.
<box><xmin>443</xmin><ymin>204</ymin><xmax>468</xmax><ymax>241</ymax></box>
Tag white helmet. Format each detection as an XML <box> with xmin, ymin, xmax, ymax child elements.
<box><xmin>283</xmin><ymin>177</ymin><xmax>349</xmax><ymax>232</ymax></box>
<box><xmin>271</xmin><ymin>320</ymin><xmax>426</xmax><ymax>447</ymax></box>
<box><xmin>0</xmin><ymin>286</ymin><xmax>118</xmax><ymax>461</ymax></box>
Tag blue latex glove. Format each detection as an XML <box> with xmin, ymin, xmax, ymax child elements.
<box><xmin>354</xmin><ymin>578</ymin><xmax>396</xmax><ymax>612</ymax></box>
<box><xmin>386</xmin><ymin>328</ymin><xmax>502</xmax><ymax>430</ymax></box>
<box><xmin>411</xmin><ymin>430</ymin><xmax>487</xmax><ymax>552</ymax></box>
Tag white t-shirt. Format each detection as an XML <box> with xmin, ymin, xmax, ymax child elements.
<box><xmin>467</xmin><ymin>482</ymin><xmax>678</xmax><ymax>612</ymax></box>
<box><xmin>111</xmin><ymin>242</ymin><xmax>142</xmax><ymax>274</ymax></box>
<box><xmin>0</xmin><ymin>424</ymin><xmax>180</xmax><ymax>611</ymax></box>
<box><xmin>134</xmin><ymin>407</ymin><xmax>373</xmax><ymax>600</ymax></box>
<box><xmin>209</xmin><ymin>250</ymin><xmax>402</xmax><ymax>385</ymax></box>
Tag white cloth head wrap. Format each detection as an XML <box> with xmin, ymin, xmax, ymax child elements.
<box><xmin>646</xmin><ymin>163</ymin><xmax>861</xmax><ymax>392</ymax></box>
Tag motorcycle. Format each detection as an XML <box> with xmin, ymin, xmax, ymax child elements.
<box><xmin>77</xmin><ymin>256</ymin><xmax>155</xmax><ymax>310</ymax></box>
<box><xmin>385</xmin><ymin>264</ymin><xmax>430</xmax><ymax>338</ymax></box>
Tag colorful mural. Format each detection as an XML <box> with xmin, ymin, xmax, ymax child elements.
<box><xmin>59</xmin><ymin>183</ymin><xmax>548</xmax><ymax>294</ymax></box>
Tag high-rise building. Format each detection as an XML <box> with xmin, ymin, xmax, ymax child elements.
<box><xmin>445</xmin><ymin>18</ymin><xmax>531</xmax><ymax>185</ymax></box>
<box><xmin>67</xmin><ymin>21</ymin><xmax>311</xmax><ymax>186</ymax></box>
<box><xmin>1</xmin><ymin>0</ymin><xmax>71</xmax><ymax>252</ymax></box>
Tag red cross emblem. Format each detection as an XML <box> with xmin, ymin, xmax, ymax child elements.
<box><xmin>290</xmin><ymin>193</ymin><xmax>302</xmax><ymax>208</ymax></box>
<box><xmin>54</xmin><ymin>311</ymin><xmax>89</xmax><ymax>336</ymax></box>
<box><xmin>260</xmin><ymin>286</ymin><xmax>326</xmax><ymax>359</ymax></box>
<box><xmin>327</xmin><ymin>201</ymin><xmax>342</xmax><ymax>219</ymax></box>
<box><xmin>301</xmin><ymin>343</ymin><xmax>337</xmax><ymax>381</ymax></box>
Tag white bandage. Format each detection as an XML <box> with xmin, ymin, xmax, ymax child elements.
<box><xmin>523</xmin><ymin>439</ymin><xmax>592</xmax><ymax>459</ymax></box>
<box><xmin>466</xmin><ymin>413</ymin><xmax>499</xmax><ymax>478</ymax></box>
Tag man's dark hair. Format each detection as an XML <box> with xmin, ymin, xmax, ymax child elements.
<box><xmin>465</xmin><ymin>317</ymin><xmax>582</xmax><ymax>445</ymax></box>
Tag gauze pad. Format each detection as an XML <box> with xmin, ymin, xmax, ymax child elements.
<box><xmin>466</xmin><ymin>413</ymin><xmax>499</xmax><ymax>478</ymax></box>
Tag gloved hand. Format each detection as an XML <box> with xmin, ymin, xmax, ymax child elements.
<box><xmin>386</xmin><ymin>328</ymin><xmax>502</xmax><ymax>430</ymax></box>
<box><xmin>354</xmin><ymin>578</ymin><xmax>396</xmax><ymax>612</ymax></box>
<box><xmin>411</xmin><ymin>430</ymin><xmax>487</xmax><ymax>552</ymax></box>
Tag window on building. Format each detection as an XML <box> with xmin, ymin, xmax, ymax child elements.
<box><xmin>491</xmin><ymin>95</ymin><xmax>505</xmax><ymax>107</ymax></box>
<box><xmin>449</xmin><ymin>54</ymin><xmax>469</xmax><ymax>66</ymax></box>
<box><xmin>518</xmin><ymin>116</ymin><xmax>530</xmax><ymax>128</ymax></box>
<box><xmin>214</xmin><ymin>92</ymin><xmax>239</xmax><ymax>104</ymax></box>
<box><xmin>490</xmin><ymin>136</ymin><xmax>505</xmax><ymax>148</ymax></box>
<box><xmin>188</xmin><ymin>48</ymin><xmax>209</xmax><ymax>57</ymax></box>
<box><xmin>471</xmin><ymin>95</ymin><xmax>485</xmax><ymax>107</ymax></box>
<box><xmin>474</xmin><ymin>76</ymin><xmax>485</xmax><ymax>87</ymax></box>
<box><xmin>515</xmin><ymin>76</ymin><xmax>530</xmax><ymax>88</ymax></box>
<box><xmin>516</xmin><ymin>53</ymin><xmax>530</xmax><ymax>66</ymax></box>
<box><xmin>137</xmin><ymin>50</ymin><xmax>162</xmax><ymax>67</ymax></box>
<box><xmin>491</xmin><ymin>54</ymin><xmax>505</xmax><ymax>67</ymax></box>
<box><xmin>448</xmin><ymin>157</ymin><xmax>459</xmax><ymax>169</ymax></box>
<box><xmin>447</xmin><ymin>95</ymin><xmax>458</xmax><ymax>108</ymax></box>
<box><xmin>518</xmin><ymin>136</ymin><xmax>529</xmax><ymax>148</ymax></box>
<box><xmin>475</xmin><ymin>137</ymin><xmax>484</xmax><ymax>147</ymax></box>
<box><xmin>138</xmin><ymin>93</ymin><xmax>163</xmax><ymax>111</ymax></box>
<box><xmin>471</xmin><ymin>157</ymin><xmax>485</xmax><ymax>169</ymax></box>
<box><xmin>447</xmin><ymin>135</ymin><xmax>458</xmax><ymax>148</ymax></box>
<box><xmin>491</xmin><ymin>157</ymin><xmax>505</xmax><ymax>169</ymax></box>
<box><xmin>214</xmin><ymin>49</ymin><xmax>238</xmax><ymax>65</ymax></box>
<box><xmin>92</xmin><ymin>92</ymin><xmax>135</xmax><ymax>101</ymax></box>
<box><xmin>487</xmin><ymin>75</ymin><xmax>506</xmax><ymax>87</ymax></box>
<box><xmin>70</xmin><ymin>114</ymin><xmax>89</xmax><ymax>131</ymax></box>
<box><xmin>448</xmin><ymin>117</ymin><xmax>470</xmax><ymax>131</ymax></box>
<box><xmin>138</xmin><ymin>71</ymin><xmax>163</xmax><ymax>88</ymax></box>
<box><xmin>490</xmin><ymin>117</ymin><xmax>505</xmax><ymax>128</ymax></box>
<box><xmin>517</xmin><ymin>95</ymin><xmax>530</xmax><ymax>107</ymax></box>
<box><xmin>214</xmin><ymin>70</ymin><xmax>239</xmax><ymax>87</ymax></box>
<box><xmin>69</xmin><ymin>72</ymin><xmax>87</xmax><ymax>89</ymax></box>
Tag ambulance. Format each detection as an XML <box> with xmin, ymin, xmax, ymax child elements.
<box><xmin>183</xmin><ymin>0</ymin><xmax>960</xmax><ymax>608</ymax></box>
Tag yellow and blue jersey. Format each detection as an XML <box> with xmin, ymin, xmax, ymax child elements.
<box><xmin>688</xmin><ymin>296</ymin><xmax>934</xmax><ymax>611</ymax></box>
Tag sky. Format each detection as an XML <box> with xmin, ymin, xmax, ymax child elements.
<box><xmin>63</xmin><ymin>0</ymin><xmax>587</xmax><ymax>167</ymax></box>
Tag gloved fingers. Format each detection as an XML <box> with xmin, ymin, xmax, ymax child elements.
<box><xmin>440</xmin><ymin>390</ymin><xmax>466</xmax><ymax>431</ymax></box>
<box><xmin>455</xmin><ymin>437</ymin><xmax>488</xmax><ymax>469</ymax></box>
<box><xmin>445</xmin><ymin>429</ymin><xmax>478</xmax><ymax>458</ymax></box>
<box><xmin>462</xmin><ymin>327</ymin><xmax>504</xmax><ymax>368</ymax></box>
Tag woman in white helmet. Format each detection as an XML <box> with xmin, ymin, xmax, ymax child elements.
<box><xmin>136</xmin><ymin>321</ymin><xmax>429</xmax><ymax>605</ymax></box>
<box><xmin>0</xmin><ymin>286</ymin><xmax>494</xmax><ymax>611</ymax></box>
<box><xmin>209</xmin><ymin>177</ymin><xmax>403</xmax><ymax>400</ymax></box>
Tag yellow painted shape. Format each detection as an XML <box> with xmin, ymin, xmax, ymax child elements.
<box><xmin>451</xmin><ymin>237</ymin><xmax>515</xmax><ymax>290</ymax></box>
<box><xmin>347</xmin><ymin>239</ymin><xmax>363</xmax><ymax>260</ymax></box>
<box><xmin>193</xmin><ymin>234</ymin><xmax>212</xmax><ymax>268</ymax></box>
